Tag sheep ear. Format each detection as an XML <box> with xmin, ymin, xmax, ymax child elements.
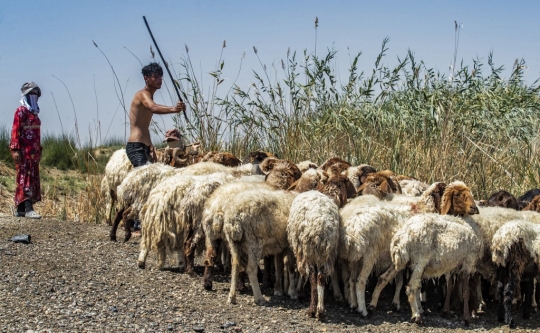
<box><xmin>287</xmin><ymin>179</ymin><xmax>299</xmax><ymax>191</ymax></box>
<box><xmin>440</xmin><ymin>188</ymin><xmax>454</xmax><ymax>215</ymax></box>
<box><xmin>380</xmin><ymin>180</ymin><xmax>392</xmax><ymax>194</ymax></box>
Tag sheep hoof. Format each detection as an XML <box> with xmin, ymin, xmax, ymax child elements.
<box><xmin>462</xmin><ymin>318</ymin><xmax>470</xmax><ymax>326</ymax></box>
<box><xmin>227</xmin><ymin>295</ymin><xmax>237</xmax><ymax>304</ymax></box>
<box><xmin>203</xmin><ymin>281</ymin><xmax>213</xmax><ymax>291</ymax></box>
<box><xmin>391</xmin><ymin>303</ymin><xmax>401</xmax><ymax>312</ymax></box>
<box><xmin>478</xmin><ymin>301</ymin><xmax>487</xmax><ymax>312</ymax></box>
<box><xmin>274</xmin><ymin>290</ymin><xmax>283</xmax><ymax>297</ymax></box>
<box><xmin>508</xmin><ymin>319</ymin><xmax>516</xmax><ymax>329</ymax></box>
<box><xmin>316</xmin><ymin>311</ymin><xmax>326</xmax><ymax>321</ymax></box>
<box><xmin>334</xmin><ymin>294</ymin><xmax>344</xmax><ymax>302</ymax></box>
<box><xmin>410</xmin><ymin>315</ymin><xmax>423</xmax><ymax>325</ymax></box>
<box><xmin>358</xmin><ymin>309</ymin><xmax>369</xmax><ymax>318</ymax></box>
<box><xmin>254</xmin><ymin>298</ymin><xmax>267</xmax><ymax>306</ymax></box>
<box><xmin>367</xmin><ymin>304</ymin><xmax>376</xmax><ymax>313</ymax></box>
<box><xmin>307</xmin><ymin>309</ymin><xmax>316</xmax><ymax>318</ymax></box>
<box><xmin>137</xmin><ymin>261</ymin><xmax>145</xmax><ymax>269</ymax></box>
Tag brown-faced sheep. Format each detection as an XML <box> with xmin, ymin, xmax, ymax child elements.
<box><xmin>199</xmin><ymin>151</ymin><xmax>242</xmax><ymax>167</ymax></box>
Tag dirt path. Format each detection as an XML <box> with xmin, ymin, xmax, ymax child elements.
<box><xmin>0</xmin><ymin>216</ymin><xmax>537</xmax><ymax>332</ymax></box>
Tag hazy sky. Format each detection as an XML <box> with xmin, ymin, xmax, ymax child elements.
<box><xmin>1</xmin><ymin>1</ymin><xmax>539</xmax><ymax>146</ymax></box>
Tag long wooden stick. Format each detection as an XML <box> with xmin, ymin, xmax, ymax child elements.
<box><xmin>143</xmin><ymin>16</ymin><xmax>189</xmax><ymax>124</ymax></box>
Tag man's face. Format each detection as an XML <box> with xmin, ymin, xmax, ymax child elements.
<box><xmin>145</xmin><ymin>74</ymin><xmax>163</xmax><ymax>89</ymax></box>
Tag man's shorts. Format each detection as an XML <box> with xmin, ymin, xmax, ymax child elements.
<box><xmin>126</xmin><ymin>142</ymin><xmax>151</xmax><ymax>167</ymax></box>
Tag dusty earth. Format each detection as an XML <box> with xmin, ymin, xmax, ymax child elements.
<box><xmin>1</xmin><ymin>216</ymin><xmax>539</xmax><ymax>333</ymax></box>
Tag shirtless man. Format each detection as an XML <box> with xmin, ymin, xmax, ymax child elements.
<box><xmin>126</xmin><ymin>62</ymin><xmax>185</xmax><ymax>167</ymax></box>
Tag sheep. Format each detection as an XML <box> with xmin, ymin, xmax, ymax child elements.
<box><xmin>137</xmin><ymin>172</ymin><xmax>235</xmax><ymax>271</ymax></box>
<box><xmin>287</xmin><ymin>169</ymin><xmax>325</xmax><ymax>193</ymax></box>
<box><xmin>199</xmin><ymin>151</ymin><xmax>242</xmax><ymax>167</ymax></box>
<box><xmin>242</xmin><ymin>150</ymin><xmax>277</xmax><ymax>164</ymax></box>
<box><xmin>296</xmin><ymin>160</ymin><xmax>318</xmax><ymax>173</ymax></box>
<box><xmin>518</xmin><ymin>189</ymin><xmax>540</xmax><ymax>209</ymax></box>
<box><xmin>110</xmin><ymin>163</ymin><xmax>178</xmax><ymax>242</ymax></box>
<box><xmin>318</xmin><ymin>157</ymin><xmax>351</xmax><ymax>173</ymax></box>
<box><xmin>286</xmin><ymin>174</ymin><xmax>349</xmax><ymax>318</ymax></box>
<box><xmin>264</xmin><ymin>161</ymin><xmax>302</xmax><ymax>190</ymax></box>
<box><xmin>222</xmin><ymin>186</ymin><xmax>297</xmax><ymax>305</ymax></box>
<box><xmin>479</xmin><ymin>190</ymin><xmax>520</xmax><ymax>210</ymax></box>
<box><xmin>343</xmin><ymin>164</ymin><xmax>377</xmax><ymax>192</ymax></box>
<box><xmin>338</xmin><ymin>181</ymin><xmax>447</xmax><ymax>316</ymax></box>
<box><xmin>101</xmin><ymin>149</ymin><xmax>133</xmax><ymax>225</ymax></box>
<box><xmin>491</xmin><ymin>220</ymin><xmax>540</xmax><ymax>328</ymax></box>
<box><xmin>397</xmin><ymin>178</ymin><xmax>429</xmax><ymax>197</ymax></box>
<box><xmin>201</xmin><ymin>181</ymin><xmax>276</xmax><ymax>290</ymax></box>
<box><xmin>383</xmin><ymin>181</ymin><xmax>482</xmax><ymax>325</ymax></box>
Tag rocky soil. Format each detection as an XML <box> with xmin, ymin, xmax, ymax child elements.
<box><xmin>1</xmin><ymin>215</ymin><xmax>539</xmax><ymax>332</ymax></box>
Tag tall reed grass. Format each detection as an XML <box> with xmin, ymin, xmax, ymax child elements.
<box><xmin>2</xmin><ymin>38</ymin><xmax>539</xmax><ymax>223</ymax></box>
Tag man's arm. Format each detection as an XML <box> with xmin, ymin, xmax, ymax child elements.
<box><xmin>140</xmin><ymin>91</ymin><xmax>185</xmax><ymax>114</ymax></box>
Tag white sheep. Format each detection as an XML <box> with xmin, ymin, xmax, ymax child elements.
<box><xmin>137</xmin><ymin>172</ymin><xmax>235</xmax><ymax>271</ymax></box>
<box><xmin>101</xmin><ymin>149</ymin><xmax>133</xmax><ymax>225</ymax></box>
<box><xmin>338</xmin><ymin>182</ymin><xmax>447</xmax><ymax>316</ymax></box>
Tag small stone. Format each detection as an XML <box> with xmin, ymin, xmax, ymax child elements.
<box><xmin>221</xmin><ymin>321</ymin><xmax>236</xmax><ymax>329</ymax></box>
<box><xmin>193</xmin><ymin>326</ymin><xmax>204</xmax><ymax>332</ymax></box>
<box><xmin>110</xmin><ymin>306</ymin><xmax>117</xmax><ymax>312</ymax></box>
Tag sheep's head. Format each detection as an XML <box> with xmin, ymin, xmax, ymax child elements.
<box><xmin>356</xmin><ymin>171</ymin><xmax>400</xmax><ymax>199</ymax></box>
<box><xmin>296</xmin><ymin>160</ymin><xmax>318</xmax><ymax>173</ymax></box>
<box><xmin>440</xmin><ymin>181</ymin><xmax>479</xmax><ymax>216</ymax></box>
<box><xmin>522</xmin><ymin>194</ymin><xmax>540</xmax><ymax>212</ymax></box>
<box><xmin>265</xmin><ymin>161</ymin><xmax>302</xmax><ymax>190</ymax></box>
<box><xmin>422</xmin><ymin>182</ymin><xmax>447</xmax><ymax>213</ymax></box>
<box><xmin>288</xmin><ymin>169</ymin><xmax>323</xmax><ymax>193</ymax></box>
<box><xmin>321</xmin><ymin>174</ymin><xmax>349</xmax><ymax>208</ymax></box>
<box><xmin>319</xmin><ymin>157</ymin><xmax>351</xmax><ymax>172</ymax></box>
<box><xmin>243</xmin><ymin>151</ymin><xmax>277</xmax><ymax>164</ymax></box>
<box><xmin>200</xmin><ymin>152</ymin><xmax>242</xmax><ymax>167</ymax></box>
<box><xmin>481</xmin><ymin>190</ymin><xmax>519</xmax><ymax>210</ymax></box>
<box><xmin>258</xmin><ymin>157</ymin><xmax>281</xmax><ymax>174</ymax></box>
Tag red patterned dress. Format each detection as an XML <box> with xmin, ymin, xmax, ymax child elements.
<box><xmin>10</xmin><ymin>106</ymin><xmax>42</xmax><ymax>206</ymax></box>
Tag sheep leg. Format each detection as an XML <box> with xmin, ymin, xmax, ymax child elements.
<box><xmin>203</xmin><ymin>240</ymin><xmax>218</xmax><ymax>291</ymax></box>
<box><xmin>497</xmin><ymin>266</ymin><xmax>507</xmax><ymax>323</ymax></box>
<box><xmin>246</xmin><ymin>249</ymin><xmax>266</xmax><ymax>305</ymax></box>
<box><xmin>348</xmin><ymin>263</ymin><xmax>360</xmax><ymax>310</ymax></box>
<box><xmin>122</xmin><ymin>207</ymin><xmax>133</xmax><ymax>243</ymax></box>
<box><xmin>263</xmin><ymin>256</ymin><xmax>273</xmax><ymax>289</ymax></box>
<box><xmin>420</xmin><ymin>281</ymin><xmax>427</xmax><ymax>308</ymax></box>
<box><xmin>416</xmin><ymin>288</ymin><xmax>424</xmax><ymax>315</ymax></box>
<box><xmin>462</xmin><ymin>272</ymin><xmax>471</xmax><ymax>325</ymax></box>
<box><xmin>532</xmin><ymin>278</ymin><xmax>538</xmax><ymax>312</ymax></box>
<box><xmin>137</xmin><ymin>249</ymin><xmax>148</xmax><ymax>269</ymax></box>
<box><xmin>522</xmin><ymin>274</ymin><xmax>534</xmax><ymax>320</ymax></box>
<box><xmin>442</xmin><ymin>273</ymin><xmax>455</xmax><ymax>317</ymax></box>
<box><xmin>157</xmin><ymin>246</ymin><xmax>166</xmax><ymax>270</ymax></box>
<box><xmin>368</xmin><ymin>265</ymin><xmax>398</xmax><ymax>311</ymax></box>
<box><xmin>407</xmin><ymin>264</ymin><xmax>425</xmax><ymax>325</ymax></box>
<box><xmin>285</xmin><ymin>253</ymin><xmax>297</xmax><ymax>299</ymax></box>
<box><xmin>307</xmin><ymin>268</ymin><xmax>318</xmax><ymax>318</ymax></box>
<box><xmin>469</xmin><ymin>274</ymin><xmax>479</xmax><ymax>318</ymax></box>
<box><xmin>273</xmin><ymin>252</ymin><xmax>284</xmax><ymax>296</ymax></box>
<box><xmin>110</xmin><ymin>207</ymin><xmax>125</xmax><ymax>242</ymax></box>
<box><xmin>392</xmin><ymin>271</ymin><xmax>404</xmax><ymax>312</ymax></box>
<box><xmin>330</xmin><ymin>269</ymin><xmax>343</xmax><ymax>302</ymax></box>
<box><xmin>503</xmin><ymin>268</ymin><xmax>517</xmax><ymax>328</ymax></box>
<box><xmin>227</xmin><ymin>241</ymin><xmax>241</xmax><ymax>304</ymax></box>
<box><xmin>316</xmin><ymin>267</ymin><xmax>326</xmax><ymax>320</ymax></box>
<box><xmin>183</xmin><ymin>229</ymin><xmax>196</xmax><ymax>275</ymax></box>
<box><xmin>341</xmin><ymin>264</ymin><xmax>350</xmax><ymax>304</ymax></box>
<box><xmin>475</xmin><ymin>274</ymin><xmax>486</xmax><ymax>312</ymax></box>
<box><xmin>356</xmin><ymin>257</ymin><xmax>375</xmax><ymax>317</ymax></box>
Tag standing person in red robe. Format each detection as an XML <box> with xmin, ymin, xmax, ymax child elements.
<box><xmin>10</xmin><ymin>82</ymin><xmax>43</xmax><ymax>219</ymax></box>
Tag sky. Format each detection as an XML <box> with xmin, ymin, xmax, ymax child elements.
<box><xmin>1</xmin><ymin>1</ymin><xmax>539</xmax><ymax>146</ymax></box>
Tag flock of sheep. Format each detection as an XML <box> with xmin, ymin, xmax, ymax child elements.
<box><xmin>100</xmin><ymin>147</ymin><xmax>540</xmax><ymax>329</ymax></box>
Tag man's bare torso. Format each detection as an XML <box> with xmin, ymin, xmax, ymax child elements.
<box><xmin>128</xmin><ymin>89</ymin><xmax>154</xmax><ymax>146</ymax></box>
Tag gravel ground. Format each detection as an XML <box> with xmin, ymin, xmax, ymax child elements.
<box><xmin>1</xmin><ymin>216</ymin><xmax>539</xmax><ymax>332</ymax></box>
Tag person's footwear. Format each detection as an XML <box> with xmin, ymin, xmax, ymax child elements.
<box><xmin>25</xmin><ymin>210</ymin><xmax>42</xmax><ymax>219</ymax></box>
<box><xmin>10</xmin><ymin>205</ymin><xmax>25</xmax><ymax>217</ymax></box>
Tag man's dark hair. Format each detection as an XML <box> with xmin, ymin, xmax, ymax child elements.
<box><xmin>142</xmin><ymin>62</ymin><xmax>163</xmax><ymax>78</ymax></box>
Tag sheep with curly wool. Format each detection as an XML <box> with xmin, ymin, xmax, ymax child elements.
<box><xmin>337</xmin><ymin>181</ymin><xmax>447</xmax><ymax>316</ymax></box>
<box><xmin>222</xmin><ymin>186</ymin><xmax>297</xmax><ymax>305</ymax></box>
<box><xmin>491</xmin><ymin>220</ymin><xmax>540</xmax><ymax>328</ymax></box>
<box><xmin>397</xmin><ymin>178</ymin><xmax>429</xmax><ymax>197</ymax></box>
<box><xmin>102</xmin><ymin>149</ymin><xmax>133</xmax><ymax>225</ymax></box>
<box><xmin>137</xmin><ymin>172</ymin><xmax>235</xmax><ymax>271</ymax></box>
<box><xmin>201</xmin><ymin>181</ymin><xmax>275</xmax><ymax>290</ymax></box>
<box><xmin>111</xmin><ymin>163</ymin><xmax>178</xmax><ymax>242</ymax></box>
<box><xmin>377</xmin><ymin>181</ymin><xmax>482</xmax><ymax>325</ymax></box>
<box><xmin>296</xmin><ymin>160</ymin><xmax>318</xmax><ymax>173</ymax></box>
<box><xmin>287</xmin><ymin>174</ymin><xmax>349</xmax><ymax>318</ymax></box>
